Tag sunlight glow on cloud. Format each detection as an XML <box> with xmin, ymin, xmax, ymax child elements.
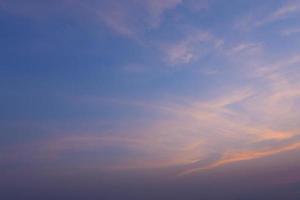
<box><xmin>1</xmin><ymin>0</ymin><xmax>300</xmax><ymax>182</ymax></box>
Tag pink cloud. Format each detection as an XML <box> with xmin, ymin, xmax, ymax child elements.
<box><xmin>0</xmin><ymin>0</ymin><xmax>184</xmax><ymax>38</ymax></box>
<box><xmin>80</xmin><ymin>0</ymin><xmax>184</xmax><ymax>38</ymax></box>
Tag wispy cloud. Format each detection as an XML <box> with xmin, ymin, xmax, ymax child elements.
<box><xmin>180</xmin><ymin>139</ymin><xmax>300</xmax><ymax>176</ymax></box>
<box><xmin>161</xmin><ymin>30</ymin><xmax>222</xmax><ymax>65</ymax></box>
<box><xmin>257</xmin><ymin>1</ymin><xmax>300</xmax><ymax>26</ymax></box>
<box><xmin>281</xmin><ymin>27</ymin><xmax>300</xmax><ymax>36</ymax></box>
<box><xmin>2</xmin><ymin>0</ymin><xmax>300</xmax><ymax>180</ymax></box>
<box><xmin>236</xmin><ymin>1</ymin><xmax>300</xmax><ymax>31</ymax></box>
<box><xmin>0</xmin><ymin>0</ymin><xmax>184</xmax><ymax>38</ymax></box>
<box><xmin>2</xmin><ymin>49</ymin><xmax>300</xmax><ymax>175</ymax></box>
<box><xmin>227</xmin><ymin>43</ymin><xmax>263</xmax><ymax>56</ymax></box>
<box><xmin>77</xmin><ymin>0</ymin><xmax>185</xmax><ymax>38</ymax></box>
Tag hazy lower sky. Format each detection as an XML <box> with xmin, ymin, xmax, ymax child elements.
<box><xmin>1</xmin><ymin>0</ymin><xmax>300</xmax><ymax>199</ymax></box>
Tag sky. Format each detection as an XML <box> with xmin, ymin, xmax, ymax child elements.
<box><xmin>1</xmin><ymin>0</ymin><xmax>300</xmax><ymax>199</ymax></box>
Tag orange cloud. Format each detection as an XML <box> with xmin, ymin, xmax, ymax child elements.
<box><xmin>179</xmin><ymin>139</ymin><xmax>300</xmax><ymax>176</ymax></box>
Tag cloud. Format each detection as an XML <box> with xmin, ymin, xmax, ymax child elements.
<box><xmin>1</xmin><ymin>0</ymin><xmax>300</xmax><ymax>178</ymax></box>
<box><xmin>235</xmin><ymin>1</ymin><xmax>300</xmax><ymax>31</ymax></box>
<box><xmin>257</xmin><ymin>1</ymin><xmax>300</xmax><ymax>26</ymax></box>
<box><xmin>3</xmin><ymin>50</ymin><xmax>300</xmax><ymax>175</ymax></box>
<box><xmin>227</xmin><ymin>43</ymin><xmax>263</xmax><ymax>57</ymax></box>
<box><xmin>77</xmin><ymin>0</ymin><xmax>184</xmax><ymax>38</ymax></box>
<box><xmin>281</xmin><ymin>27</ymin><xmax>300</xmax><ymax>36</ymax></box>
<box><xmin>142</xmin><ymin>0</ymin><xmax>183</xmax><ymax>27</ymax></box>
<box><xmin>111</xmin><ymin>53</ymin><xmax>300</xmax><ymax>174</ymax></box>
<box><xmin>162</xmin><ymin>30</ymin><xmax>222</xmax><ymax>65</ymax></box>
<box><xmin>86</xmin><ymin>0</ymin><xmax>213</xmax><ymax>38</ymax></box>
<box><xmin>184</xmin><ymin>0</ymin><xmax>210</xmax><ymax>12</ymax></box>
<box><xmin>0</xmin><ymin>0</ymin><xmax>184</xmax><ymax>38</ymax></box>
<box><xmin>180</xmin><ymin>139</ymin><xmax>300</xmax><ymax>176</ymax></box>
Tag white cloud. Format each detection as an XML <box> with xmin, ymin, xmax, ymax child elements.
<box><xmin>162</xmin><ymin>30</ymin><xmax>222</xmax><ymax>65</ymax></box>
<box><xmin>281</xmin><ymin>27</ymin><xmax>300</xmax><ymax>36</ymax></box>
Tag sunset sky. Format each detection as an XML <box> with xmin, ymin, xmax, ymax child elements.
<box><xmin>1</xmin><ymin>0</ymin><xmax>300</xmax><ymax>199</ymax></box>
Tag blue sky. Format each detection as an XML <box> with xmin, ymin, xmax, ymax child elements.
<box><xmin>1</xmin><ymin>0</ymin><xmax>300</xmax><ymax>199</ymax></box>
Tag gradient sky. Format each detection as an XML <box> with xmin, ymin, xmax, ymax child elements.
<box><xmin>1</xmin><ymin>0</ymin><xmax>300</xmax><ymax>199</ymax></box>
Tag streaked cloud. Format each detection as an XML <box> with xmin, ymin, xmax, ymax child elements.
<box><xmin>235</xmin><ymin>1</ymin><xmax>300</xmax><ymax>31</ymax></box>
<box><xmin>256</xmin><ymin>1</ymin><xmax>300</xmax><ymax>26</ymax></box>
<box><xmin>180</xmin><ymin>139</ymin><xmax>300</xmax><ymax>176</ymax></box>
<box><xmin>1</xmin><ymin>0</ymin><xmax>300</xmax><ymax>186</ymax></box>
<box><xmin>4</xmin><ymin>63</ymin><xmax>299</xmax><ymax>175</ymax></box>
